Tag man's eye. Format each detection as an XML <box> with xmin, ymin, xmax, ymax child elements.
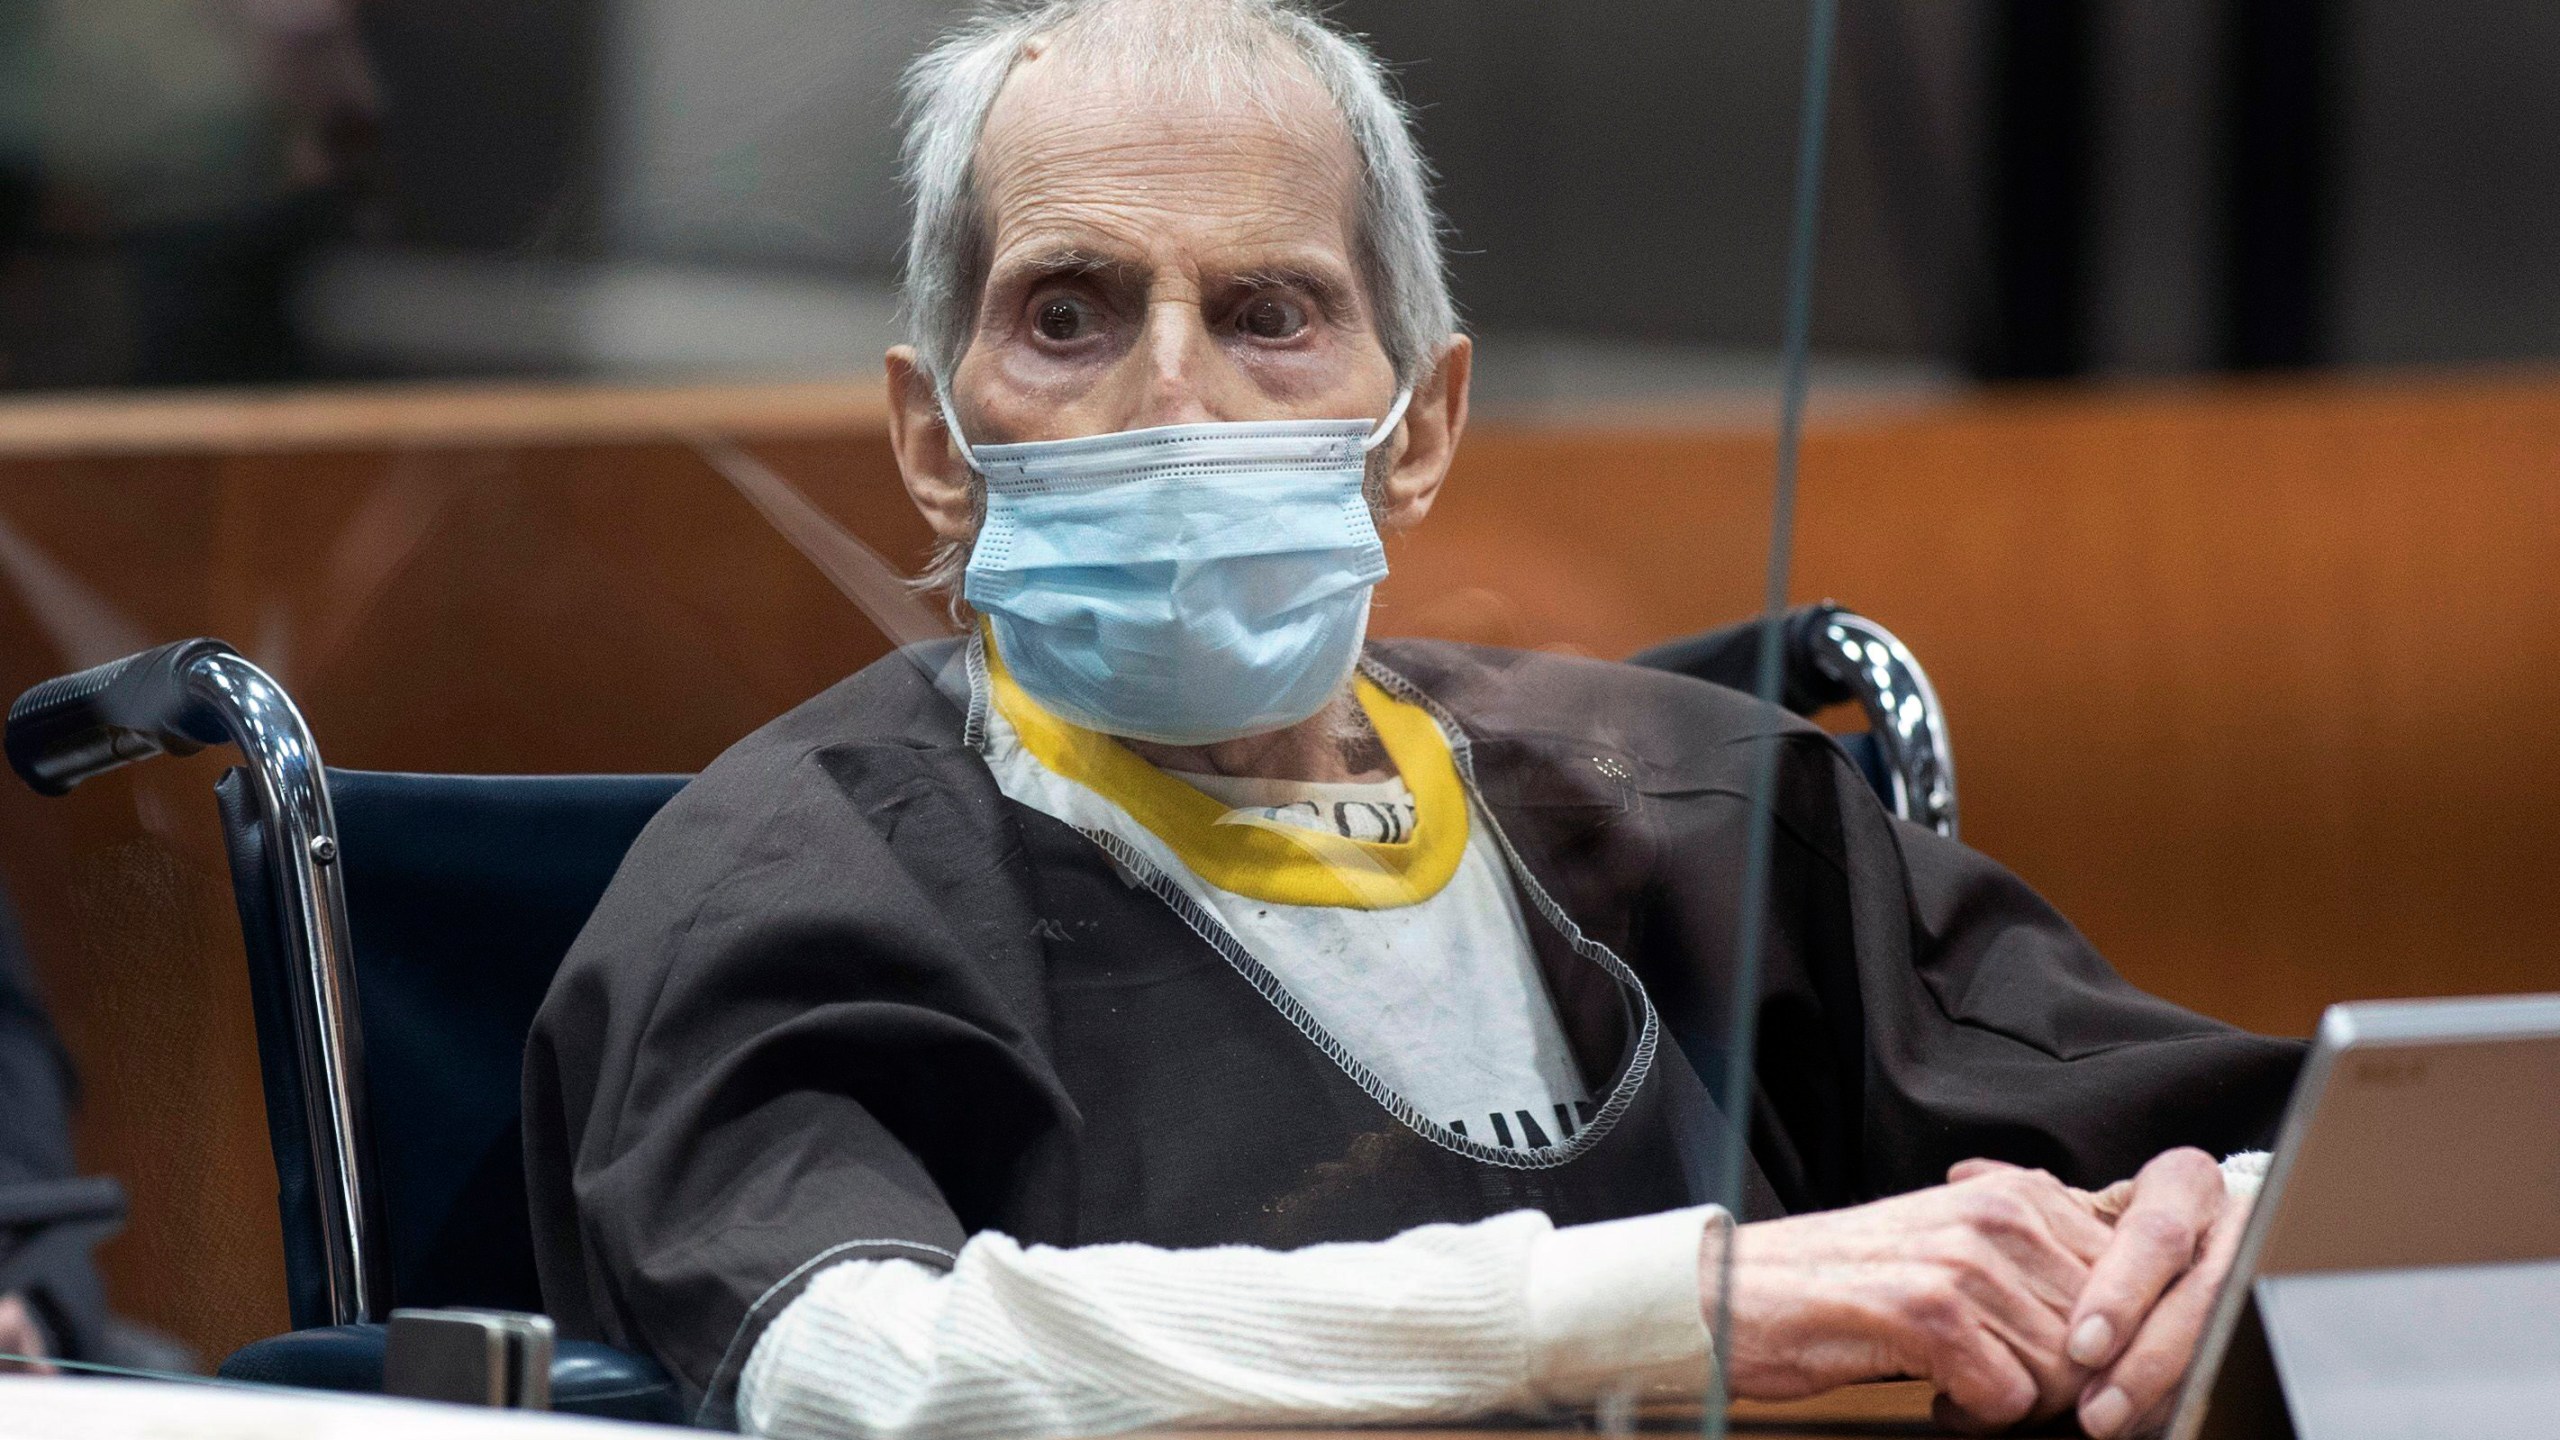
<box><xmin>1034</xmin><ymin>296</ymin><xmax>1093</xmax><ymax>342</ymax></box>
<box><xmin>1238</xmin><ymin>294</ymin><xmax>1309</xmax><ymax>340</ymax></box>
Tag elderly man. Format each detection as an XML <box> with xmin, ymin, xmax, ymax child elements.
<box><xmin>524</xmin><ymin>3</ymin><xmax>2302</xmax><ymax>1438</ymax></box>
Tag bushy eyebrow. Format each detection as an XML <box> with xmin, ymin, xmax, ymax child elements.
<box><xmin>994</xmin><ymin>246</ymin><xmax>1148</xmax><ymax>292</ymax></box>
<box><xmin>1227</xmin><ymin>265</ymin><xmax>1362</xmax><ymax>324</ymax></box>
<box><xmin>988</xmin><ymin>247</ymin><xmax>1363</xmax><ymax>323</ymax></box>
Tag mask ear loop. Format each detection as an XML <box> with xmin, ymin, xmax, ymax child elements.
<box><xmin>1361</xmin><ymin>387</ymin><xmax>1416</xmax><ymax>452</ymax></box>
<box><xmin>934</xmin><ymin>384</ymin><xmax>982</xmax><ymax>473</ymax></box>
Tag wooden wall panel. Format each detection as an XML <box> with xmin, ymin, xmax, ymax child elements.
<box><xmin>0</xmin><ymin>371</ymin><xmax>2552</xmax><ymax>1364</ymax></box>
<box><xmin>1380</xmin><ymin>376</ymin><xmax>2560</xmax><ymax>1040</ymax></box>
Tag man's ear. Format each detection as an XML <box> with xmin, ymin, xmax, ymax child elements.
<box><xmin>886</xmin><ymin>345</ymin><xmax>977</xmax><ymax>543</ymax></box>
<box><xmin>1374</xmin><ymin>334</ymin><xmax>1471</xmax><ymax>534</ymax></box>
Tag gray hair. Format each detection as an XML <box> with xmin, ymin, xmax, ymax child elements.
<box><xmin>896</xmin><ymin>0</ymin><xmax>1456</xmax><ymax>390</ymax></box>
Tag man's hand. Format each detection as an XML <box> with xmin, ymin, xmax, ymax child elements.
<box><xmin>1949</xmin><ymin>1148</ymin><xmax>2241</xmax><ymax>1438</ymax></box>
<box><xmin>2065</xmin><ymin>1149</ymin><xmax>2240</xmax><ymax>1438</ymax></box>
<box><xmin>0</xmin><ymin>1292</ymin><xmax>56</xmax><ymax>1374</ymax></box>
<box><xmin>1718</xmin><ymin>1165</ymin><xmax>2116</xmax><ymax>1433</ymax></box>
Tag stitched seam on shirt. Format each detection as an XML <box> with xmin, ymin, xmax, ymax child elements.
<box><xmin>963</xmin><ymin>631</ymin><xmax>991</xmax><ymax>749</ymax></box>
<box><xmin>1017</xmin><ymin>654</ymin><xmax>1661</xmax><ymax>1173</ymax></box>
<box><xmin>1079</xmin><ymin>827</ymin><xmax>1616</xmax><ymax>1172</ymax></box>
<box><xmin>696</xmin><ymin>1237</ymin><xmax>960</xmax><ymax>1426</ymax></box>
<box><xmin>1360</xmin><ymin>657</ymin><xmax>1664</xmax><ymax>1161</ymax></box>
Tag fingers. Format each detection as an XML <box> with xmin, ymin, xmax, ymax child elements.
<box><xmin>1727</xmin><ymin>1182</ymin><xmax>2084</xmax><ymax>1425</ymax></box>
<box><xmin>1906</xmin><ymin>1283</ymin><xmax>2046</xmax><ymax>1433</ymax></box>
<box><xmin>2079</xmin><ymin>1198</ymin><xmax>2248</xmax><ymax>1439</ymax></box>
<box><xmin>1957</xmin><ymin>1161</ymin><xmax>2119</xmax><ymax>1269</ymax></box>
<box><xmin>1933</xmin><ymin>1385</ymin><xmax>2030</xmax><ymax>1437</ymax></box>
<box><xmin>1921</xmin><ymin>1171</ymin><xmax>2109</xmax><ymax>1429</ymax></box>
<box><xmin>1917</xmin><ymin>1151</ymin><xmax>2237</xmax><ymax>1436</ymax></box>
<box><xmin>1941</xmin><ymin>1158</ymin><xmax>2120</xmax><ymax>1264</ymax></box>
<box><xmin>1737</xmin><ymin>1164</ymin><xmax>2202</xmax><ymax>1434</ymax></box>
<box><xmin>2066</xmin><ymin>1148</ymin><xmax>2224</xmax><ymax>1372</ymax></box>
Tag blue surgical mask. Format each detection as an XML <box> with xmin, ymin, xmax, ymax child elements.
<box><xmin>943</xmin><ymin>390</ymin><xmax>1412</xmax><ymax>746</ymax></box>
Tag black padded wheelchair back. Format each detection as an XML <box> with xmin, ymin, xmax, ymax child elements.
<box><xmin>217</xmin><ymin>770</ymin><xmax>684</xmax><ymax>1329</ymax></box>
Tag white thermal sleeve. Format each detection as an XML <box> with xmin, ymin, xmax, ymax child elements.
<box><xmin>2220</xmin><ymin>1150</ymin><xmax>2272</xmax><ymax>1203</ymax></box>
<box><xmin>738</xmin><ymin>1206</ymin><xmax>1718</xmax><ymax>1440</ymax></box>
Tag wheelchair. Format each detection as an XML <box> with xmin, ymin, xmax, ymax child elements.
<box><xmin>0</xmin><ymin>602</ymin><xmax>1952</xmax><ymax>1420</ymax></box>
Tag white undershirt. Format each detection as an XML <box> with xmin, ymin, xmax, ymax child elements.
<box><xmin>1145</xmin><ymin>766</ymin><xmax>1591</xmax><ymax>1146</ymax></box>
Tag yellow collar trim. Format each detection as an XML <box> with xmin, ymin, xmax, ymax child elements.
<box><xmin>984</xmin><ymin>636</ymin><xmax>1469</xmax><ymax>910</ymax></box>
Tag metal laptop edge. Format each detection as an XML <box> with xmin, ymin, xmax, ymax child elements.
<box><xmin>2163</xmin><ymin>994</ymin><xmax>2560</xmax><ymax>1440</ymax></box>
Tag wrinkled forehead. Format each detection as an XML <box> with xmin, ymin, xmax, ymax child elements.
<box><xmin>972</xmin><ymin>42</ymin><xmax>1365</xmax><ymax>272</ymax></box>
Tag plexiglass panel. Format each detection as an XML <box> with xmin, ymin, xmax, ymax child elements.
<box><xmin>0</xmin><ymin>6</ymin><xmax>1831</xmax><ymax>1423</ymax></box>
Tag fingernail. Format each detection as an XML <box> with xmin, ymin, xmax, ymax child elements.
<box><xmin>2082</xmin><ymin>1385</ymin><xmax>2133</xmax><ymax>1438</ymax></box>
<box><xmin>2068</xmin><ymin>1314</ymin><xmax>2115</xmax><ymax>1366</ymax></box>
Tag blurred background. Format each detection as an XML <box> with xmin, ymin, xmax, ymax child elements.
<box><xmin>0</xmin><ymin>0</ymin><xmax>2554</xmax><ymax>1375</ymax></box>
<box><xmin>6</xmin><ymin>0</ymin><xmax>2559</xmax><ymax>397</ymax></box>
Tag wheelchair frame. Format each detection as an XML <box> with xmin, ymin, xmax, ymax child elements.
<box><xmin>6</xmin><ymin>638</ymin><xmax>386</xmax><ymax>1325</ymax></box>
<box><xmin>1808</xmin><ymin>609</ymin><xmax>1959</xmax><ymax>837</ymax></box>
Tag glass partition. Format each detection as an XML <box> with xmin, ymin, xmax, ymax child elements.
<box><xmin>0</xmin><ymin>5</ymin><xmax>1840</xmax><ymax>1422</ymax></box>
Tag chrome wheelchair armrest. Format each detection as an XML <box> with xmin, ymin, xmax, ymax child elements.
<box><xmin>1803</xmin><ymin>609</ymin><xmax>1958</xmax><ymax>838</ymax></box>
<box><xmin>8</xmin><ymin>640</ymin><xmax>386</xmax><ymax>1324</ymax></box>
<box><xmin>1628</xmin><ymin>603</ymin><xmax>1958</xmax><ymax>838</ymax></box>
